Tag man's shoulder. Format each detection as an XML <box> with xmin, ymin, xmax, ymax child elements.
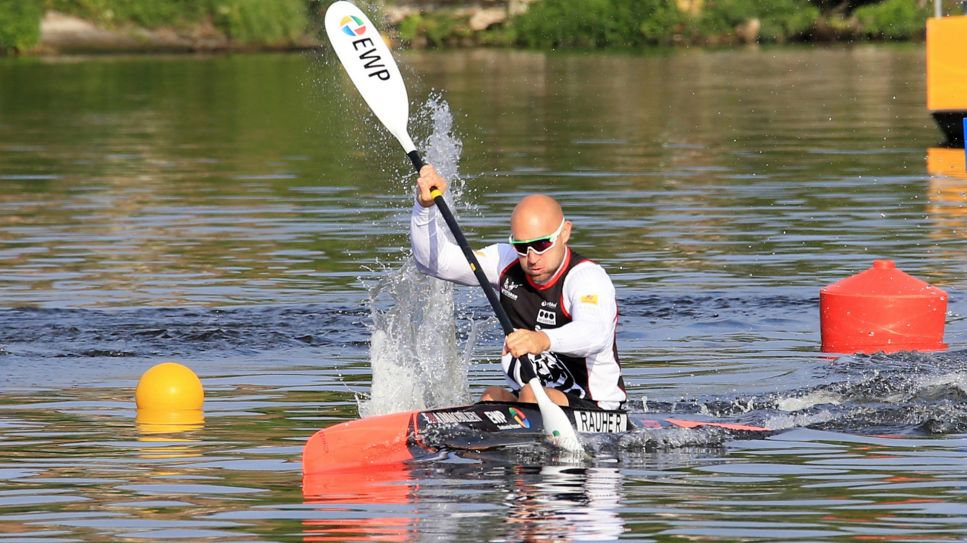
<box><xmin>569</xmin><ymin>250</ymin><xmax>605</xmax><ymax>267</ymax></box>
<box><xmin>569</xmin><ymin>255</ymin><xmax>610</xmax><ymax>275</ymax></box>
<box><xmin>565</xmin><ymin>257</ymin><xmax>614</xmax><ymax>288</ymax></box>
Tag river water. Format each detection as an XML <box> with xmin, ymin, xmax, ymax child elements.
<box><xmin>1</xmin><ymin>46</ymin><xmax>965</xmax><ymax>541</ymax></box>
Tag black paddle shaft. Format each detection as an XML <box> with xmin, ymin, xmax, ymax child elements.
<box><xmin>408</xmin><ymin>150</ymin><xmax>515</xmax><ymax>336</ymax></box>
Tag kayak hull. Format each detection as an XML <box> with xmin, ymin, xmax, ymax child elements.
<box><xmin>301</xmin><ymin>401</ymin><xmax>769</xmax><ymax>475</ymax></box>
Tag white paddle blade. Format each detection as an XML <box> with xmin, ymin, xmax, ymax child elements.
<box><xmin>526</xmin><ymin>378</ymin><xmax>585</xmax><ymax>454</ymax></box>
<box><xmin>324</xmin><ymin>1</ymin><xmax>416</xmax><ymax>153</ymax></box>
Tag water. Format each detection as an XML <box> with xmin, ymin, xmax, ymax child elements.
<box><xmin>1</xmin><ymin>46</ymin><xmax>966</xmax><ymax>541</ymax></box>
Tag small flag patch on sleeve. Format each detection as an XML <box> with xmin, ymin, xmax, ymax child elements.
<box><xmin>579</xmin><ymin>294</ymin><xmax>599</xmax><ymax>305</ymax></box>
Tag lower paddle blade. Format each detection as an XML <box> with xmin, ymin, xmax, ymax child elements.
<box><xmin>302</xmin><ymin>410</ymin><xmax>419</xmax><ymax>475</ymax></box>
<box><xmin>527</xmin><ymin>378</ymin><xmax>584</xmax><ymax>454</ymax></box>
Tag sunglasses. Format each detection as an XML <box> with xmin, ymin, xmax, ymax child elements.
<box><xmin>508</xmin><ymin>218</ymin><xmax>566</xmax><ymax>256</ymax></box>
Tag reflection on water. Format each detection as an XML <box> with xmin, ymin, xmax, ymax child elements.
<box><xmin>502</xmin><ymin>465</ymin><xmax>624</xmax><ymax>542</ymax></box>
<box><xmin>927</xmin><ymin>147</ymin><xmax>967</xmax><ymax>253</ymax></box>
<box><xmin>0</xmin><ymin>47</ymin><xmax>966</xmax><ymax>541</ymax></box>
<box><xmin>136</xmin><ymin>408</ymin><xmax>205</xmax><ymax>445</ymax></box>
<box><xmin>301</xmin><ymin>462</ymin><xmax>625</xmax><ymax>543</ymax></box>
<box><xmin>296</xmin><ymin>433</ymin><xmax>967</xmax><ymax>542</ymax></box>
<box><xmin>303</xmin><ymin>465</ymin><xmax>415</xmax><ymax>542</ymax></box>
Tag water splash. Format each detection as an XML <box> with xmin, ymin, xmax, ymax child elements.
<box><xmin>359</xmin><ymin>259</ymin><xmax>467</xmax><ymax>417</ymax></box>
<box><xmin>417</xmin><ymin>93</ymin><xmax>465</xmax><ymax>201</ymax></box>
<box><xmin>636</xmin><ymin>349</ymin><xmax>967</xmax><ymax>436</ymax></box>
<box><xmin>358</xmin><ymin>95</ymin><xmax>475</xmax><ymax>417</ymax></box>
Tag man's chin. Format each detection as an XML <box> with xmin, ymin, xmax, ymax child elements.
<box><xmin>526</xmin><ymin>271</ymin><xmax>549</xmax><ymax>284</ymax></box>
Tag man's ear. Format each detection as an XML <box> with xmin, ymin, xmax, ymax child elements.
<box><xmin>560</xmin><ymin>220</ymin><xmax>573</xmax><ymax>244</ymax></box>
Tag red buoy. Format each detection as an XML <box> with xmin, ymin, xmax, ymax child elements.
<box><xmin>820</xmin><ymin>260</ymin><xmax>948</xmax><ymax>354</ymax></box>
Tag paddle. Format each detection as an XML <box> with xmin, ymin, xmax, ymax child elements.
<box><xmin>324</xmin><ymin>1</ymin><xmax>583</xmax><ymax>454</ymax></box>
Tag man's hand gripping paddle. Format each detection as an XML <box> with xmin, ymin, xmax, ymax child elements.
<box><xmin>324</xmin><ymin>1</ymin><xmax>584</xmax><ymax>454</ymax></box>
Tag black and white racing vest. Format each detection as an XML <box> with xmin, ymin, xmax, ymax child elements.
<box><xmin>499</xmin><ymin>249</ymin><xmax>621</xmax><ymax>401</ymax></box>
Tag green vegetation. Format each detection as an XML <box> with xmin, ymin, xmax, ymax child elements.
<box><xmin>0</xmin><ymin>0</ymin><xmax>312</xmax><ymax>53</ymax></box>
<box><xmin>0</xmin><ymin>0</ymin><xmax>43</xmax><ymax>53</ymax></box>
<box><xmin>45</xmin><ymin>0</ymin><xmax>208</xmax><ymax>28</ymax></box>
<box><xmin>397</xmin><ymin>0</ymin><xmax>948</xmax><ymax>49</ymax></box>
<box><xmin>509</xmin><ymin>0</ymin><xmax>683</xmax><ymax>48</ymax></box>
<box><xmin>398</xmin><ymin>10</ymin><xmax>474</xmax><ymax>48</ymax></box>
<box><xmin>505</xmin><ymin>0</ymin><xmax>826</xmax><ymax>48</ymax></box>
<box><xmin>211</xmin><ymin>0</ymin><xmax>307</xmax><ymax>44</ymax></box>
<box><xmin>696</xmin><ymin>0</ymin><xmax>820</xmax><ymax>43</ymax></box>
<box><xmin>854</xmin><ymin>0</ymin><xmax>932</xmax><ymax>39</ymax></box>
<box><xmin>0</xmin><ymin>0</ymin><xmax>953</xmax><ymax>54</ymax></box>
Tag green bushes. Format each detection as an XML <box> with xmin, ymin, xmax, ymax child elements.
<box><xmin>0</xmin><ymin>0</ymin><xmax>44</xmax><ymax>53</ymax></box>
<box><xmin>41</xmin><ymin>0</ymin><xmax>308</xmax><ymax>45</ymax></box>
<box><xmin>211</xmin><ymin>0</ymin><xmax>307</xmax><ymax>45</ymax></box>
<box><xmin>698</xmin><ymin>0</ymin><xmax>820</xmax><ymax>42</ymax></box>
<box><xmin>45</xmin><ymin>0</ymin><xmax>207</xmax><ymax>28</ymax></box>
<box><xmin>398</xmin><ymin>11</ymin><xmax>474</xmax><ymax>48</ymax></box>
<box><xmin>638</xmin><ymin>3</ymin><xmax>689</xmax><ymax>44</ymax></box>
<box><xmin>853</xmin><ymin>0</ymin><xmax>931</xmax><ymax>39</ymax></box>
<box><xmin>0</xmin><ymin>0</ymin><xmax>946</xmax><ymax>53</ymax></box>
<box><xmin>509</xmin><ymin>0</ymin><xmax>822</xmax><ymax>48</ymax></box>
<box><xmin>507</xmin><ymin>0</ymin><xmax>933</xmax><ymax>48</ymax></box>
<box><xmin>511</xmin><ymin>0</ymin><xmax>684</xmax><ymax>48</ymax></box>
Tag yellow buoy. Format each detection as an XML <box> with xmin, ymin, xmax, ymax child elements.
<box><xmin>135</xmin><ymin>362</ymin><xmax>204</xmax><ymax>412</ymax></box>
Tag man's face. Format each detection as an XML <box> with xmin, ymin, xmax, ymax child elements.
<box><xmin>511</xmin><ymin>218</ymin><xmax>571</xmax><ymax>284</ymax></box>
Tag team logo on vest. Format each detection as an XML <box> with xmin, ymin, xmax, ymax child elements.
<box><xmin>501</xmin><ymin>277</ymin><xmax>520</xmax><ymax>300</ymax></box>
<box><xmin>536</xmin><ymin>308</ymin><xmax>556</xmax><ymax>326</ymax></box>
<box><xmin>531</xmin><ymin>352</ymin><xmax>582</xmax><ymax>397</ymax></box>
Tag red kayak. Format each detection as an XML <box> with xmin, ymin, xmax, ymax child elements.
<box><xmin>302</xmin><ymin>401</ymin><xmax>770</xmax><ymax>475</ymax></box>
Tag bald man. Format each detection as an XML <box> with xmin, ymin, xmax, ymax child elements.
<box><xmin>411</xmin><ymin>165</ymin><xmax>626</xmax><ymax>411</ymax></box>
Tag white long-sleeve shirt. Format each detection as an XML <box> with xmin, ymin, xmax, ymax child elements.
<box><xmin>411</xmin><ymin>201</ymin><xmax>626</xmax><ymax>409</ymax></box>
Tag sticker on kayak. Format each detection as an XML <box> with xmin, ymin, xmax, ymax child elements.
<box><xmin>421</xmin><ymin>411</ymin><xmax>483</xmax><ymax>425</ymax></box>
<box><xmin>508</xmin><ymin>407</ymin><xmax>531</xmax><ymax>429</ymax></box>
<box><xmin>574</xmin><ymin>410</ymin><xmax>628</xmax><ymax>433</ymax></box>
<box><xmin>482</xmin><ymin>409</ymin><xmax>531</xmax><ymax>431</ymax></box>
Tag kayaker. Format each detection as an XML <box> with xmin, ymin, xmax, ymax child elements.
<box><xmin>411</xmin><ymin>165</ymin><xmax>626</xmax><ymax>410</ymax></box>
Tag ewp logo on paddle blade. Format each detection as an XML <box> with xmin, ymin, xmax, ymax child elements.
<box><xmin>339</xmin><ymin>15</ymin><xmax>366</xmax><ymax>37</ymax></box>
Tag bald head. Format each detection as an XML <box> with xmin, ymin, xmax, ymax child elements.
<box><xmin>509</xmin><ymin>194</ymin><xmax>572</xmax><ymax>284</ymax></box>
<box><xmin>511</xmin><ymin>194</ymin><xmax>564</xmax><ymax>241</ymax></box>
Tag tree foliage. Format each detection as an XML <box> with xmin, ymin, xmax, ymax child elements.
<box><xmin>512</xmin><ymin>0</ymin><xmax>685</xmax><ymax>48</ymax></box>
<box><xmin>853</xmin><ymin>0</ymin><xmax>932</xmax><ymax>39</ymax></box>
<box><xmin>510</xmin><ymin>0</ymin><xmax>822</xmax><ymax>47</ymax></box>
<box><xmin>212</xmin><ymin>0</ymin><xmax>307</xmax><ymax>44</ymax></box>
<box><xmin>41</xmin><ymin>0</ymin><xmax>307</xmax><ymax>45</ymax></box>
<box><xmin>0</xmin><ymin>0</ymin><xmax>44</xmax><ymax>53</ymax></box>
<box><xmin>698</xmin><ymin>0</ymin><xmax>820</xmax><ymax>42</ymax></box>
